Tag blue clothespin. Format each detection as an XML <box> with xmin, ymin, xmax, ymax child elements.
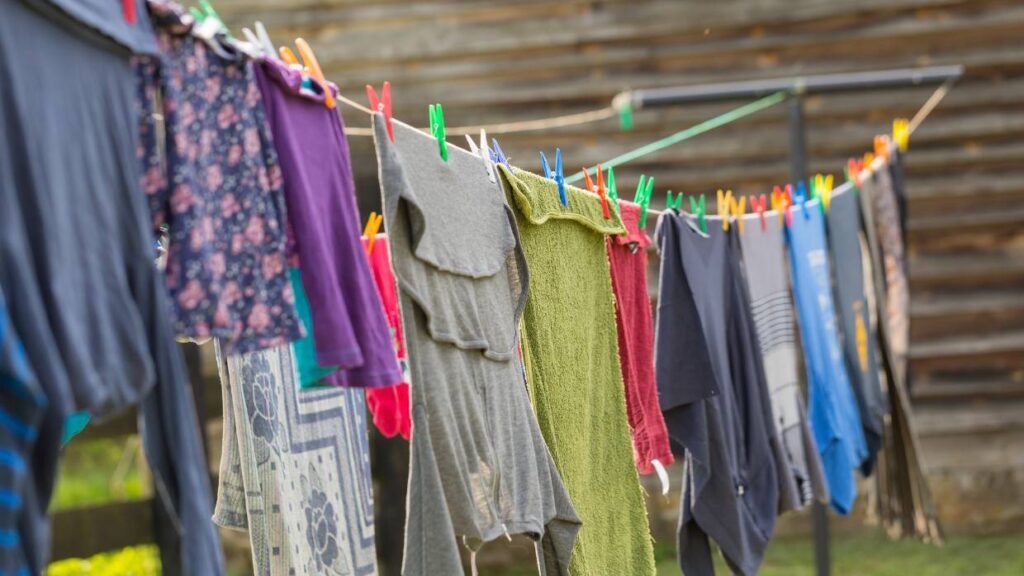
<box><xmin>491</xmin><ymin>138</ymin><xmax>511</xmax><ymax>168</ymax></box>
<box><xmin>540</xmin><ymin>149</ymin><xmax>567</xmax><ymax>206</ymax></box>
<box><xmin>795</xmin><ymin>181</ymin><xmax>810</xmax><ymax>219</ymax></box>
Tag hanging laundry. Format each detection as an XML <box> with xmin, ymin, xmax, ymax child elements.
<box><xmin>605</xmin><ymin>200</ymin><xmax>674</xmax><ymax>476</ymax></box>
<box><xmin>253</xmin><ymin>57</ymin><xmax>401</xmax><ymax>388</ymax></box>
<box><xmin>827</xmin><ymin>188</ymin><xmax>888</xmax><ymax>475</ymax></box>
<box><xmin>654</xmin><ymin>213</ymin><xmax>782</xmax><ymax>576</ymax></box>
<box><xmin>502</xmin><ymin>166</ymin><xmax>655</xmax><ymax>576</ymax></box>
<box><xmin>137</xmin><ymin>1</ymin><xmax>303</xmax><ymax>354</ymax></box>
<box><xmin>375</xmin><ymin>119</ymin><xmax>580</xmax><ymax>575</ymax></box>
<box><xmin>887</xmin><ymin>147</ymin><xmax>910</xmax><ymax>247</ymax></box>
<box><xmin>289</xmin><ymin>268</ymin><xmax>341</xmax><ymax>387</ymax></box>
<box><xmin>360</xmin><ymin>234</ymin><xmax>412</xmax><ymax>440</ymax></box>
<box><xmin>786</xmin><ymin>202</ymin><xmax>868</xmax><ymax>515</ymax></box>
<box><xmin>0</xmin><ymin>289</ymin><xmax>47</xmax><ymax>576</ymax></box>
<box><xmin>0</xmin><ymin>1</ymin><xmax>224</xmax><ymax>573</ymax></box>
<box><xmin>860</xmin><ymin>161</ymin><xmax>911</xmax><ymax>384</ymax></box>
<box><xmin>738</xmin><ymin>213</ymin><xmax>829</xmax><ymax>509</ymax></box>
<box><xmin>213</xmin><ymin>343</ymin><xmax>377</xmax><ymax>576</ymax></box>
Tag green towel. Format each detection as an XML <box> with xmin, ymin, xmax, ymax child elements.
<box><xmin>500</xmin><ymin>166</ymin><xmax>657</xmax><ymax>575</ymax></box>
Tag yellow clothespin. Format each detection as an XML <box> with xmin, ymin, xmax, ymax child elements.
<box><xmin>279</xmin><ymin>46</ymin><xmax>299</xmax><ymax>66</ymax></box>
<box><xmin>295</xmin><ymin>38</ymin><xmax>335</xmax><ymax>109</ymax></box>
<box><xmin>893</xmin><ymin>118</ymin><xmax>909</xmax><ymax>153</ymax></box>
<box><xmin>730</xmin><ymin>194</ymin><xmax>747</xmax><ymax>235</ymax></box>
<box><xmin>717</xmin><ymin>189</ymin><xmax>733</xmax><ymax>231</ymax></box>
<box><xmin>863</xmin><ymin>152</ymin><xmax>875</xmax><ymax>168</ymax></box>
<box><xmin>363</xmin><ymin>212</ymin><xmax>384</xmax><ymax>255</ymax></box>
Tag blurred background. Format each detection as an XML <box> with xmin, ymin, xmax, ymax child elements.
<box><xmin>49</xmin><ymin>1</ymin><xmax>1024</xmax><ymax>574</ymax></box>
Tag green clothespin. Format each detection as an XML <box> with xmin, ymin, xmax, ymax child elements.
<box><xmin>635</xmin><ymin>175</ymin><xmax>655</xmax><ymax>229</ymax></box>
<box><xmin>189</xmin><ymin>6</ymin><xmax>205</xmax><ymax>22</ymax></box>
<box><xmin>666</xmin><ymin>191</ymin><xmax>683</xmax><ymax>211</ymax></box>
<box><xmin>619</xmin><ymin>101</ymin><xmax>634</xmax><ymax>131</ymax></box>
<box><xmin>689</xmin><ymin>194</ymin><xmax>707</xmax><ymax>233</ymax></box>
<box><xmin>606</xmin><ymin>166</ymin><xmax>620</xmax><ymax>211</ymax></box>
<box><xmin>429</xmin><ymin>103</ymin><xmax>448</xmax><ymax>162</ymax></box>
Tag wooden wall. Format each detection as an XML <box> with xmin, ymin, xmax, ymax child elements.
<box><xmin>218</xmin><ymin>0</ymin><xmax>1024</xmax><ymax>530</ymax></box>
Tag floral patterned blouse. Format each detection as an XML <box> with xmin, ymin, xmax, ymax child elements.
<box><xmin>137</xmin><ymin>2</ymin><xmax>303</xmax><ymax>353</ymax></box>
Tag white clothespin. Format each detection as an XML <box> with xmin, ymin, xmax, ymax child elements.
<box><xmin>465</xmin><ymin>129</ymin><xmax>496</xmax><ymax>183</ymax></box>
<box><xmin>255</xmin><ymin>21</ymin><xmax>278</xmax><ymax>61</ymax></box>
<box><xmin>652</xmin><ymin>459</ymin><xmax>670</xmax><ymax>496</ymax></box>
<box><xmin>242</xmin><ymin>28</ymin><xmax>262</xmax><ymax>54</ymax></box>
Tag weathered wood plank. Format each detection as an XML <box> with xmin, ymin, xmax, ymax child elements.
<box><xmin>51</xmin><ymin>500</ymin><xmax>154</xmax><ymax>561</ymax></box>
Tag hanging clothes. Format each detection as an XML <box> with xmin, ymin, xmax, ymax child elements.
<box><xmin>289</xmin><ymin>268</ymin><xmax>341</xmax><ymax>387</ymax></box>
<box><xmin>0</xmin><ymin>288</ymin><xmax>47</xmax><ymax>576</ymax></box>
<box><xmin>859</xmin><ymin>161</ymin><xmax>911</xmax><ymax>385</ymax></box>
<box><xmin>375</xmin><ymin>119</ymin><xmax>580</xmax><ymax>575</ymax></box>
<box><xmin>502</xmin><ymin>166</ymin><xmax>655</xmax><ymax>576</ymax></box>
<box><xmin>606</xmin><ymin>200</ymin><xmax>675</xmax><ymax>476</ymax></box>
<box><xmin>827</xmin><ymin>188</ymin><xmax>887</xmax><ymax>476</ymax></box>
<box><xmin>738</xmin><ymin>213</ymin><xmax>829</xmax><ymax>509</ymax></box>
<box><xmin>253</xmin><ymin>58</ymin><xmax>401</xmax><ymax>388</ymax></box>
<box><xmin>137</xmin><ymin>1</ymin><xmax>303</xmax><ymax>353</ymax></box>
<box><xmin>654</xmin><ymin>213</ymin><xmax>781</xmax><ymax>576</ymax></box>
<box><xmin>786</xmin><ymin>202</ymin><xmax>868</xmax><ymax>515</ymax></box>
<box><xmin>360</xmin><ymin>234</ymin><xmax>412</xmax><ymax>440</ymax></box>
<box><xmin>0</xmin><ymin>1</ymin><xmax>224</xmax><ymax>573</ymax></box>
<box><xmin>213</xmin><ymin>343</ymin><xmax>378</xmax><ymax>576</ymax></box>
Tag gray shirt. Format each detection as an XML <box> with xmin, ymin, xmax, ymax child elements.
<box><xmin>373</xmin><ymin>116</ymin><xmax>580</xmax><ymax>576</ymax></box>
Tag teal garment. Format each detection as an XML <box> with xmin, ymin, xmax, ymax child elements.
<box><xmin>289</xmin><ymin>268</ymin><xmax>338</xmax><ymax>388</ymax></box>
<box><xmin>60</xmin><ymin>412</ymin><xmax>91</xmax><ymax>447</ymax></box>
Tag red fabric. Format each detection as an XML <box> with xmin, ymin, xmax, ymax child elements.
<box><xmin>607</xmin><ymin>201</ymin><xmax>674</xmax><ymax>474</ymax></box>
<box><xmin>362</xmin><ymin>234</ymin><xmax>412</xmax><ymax>440</ymax></box>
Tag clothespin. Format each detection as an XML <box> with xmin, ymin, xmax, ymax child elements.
<box><xmin>730</xmin><ymin>194</ymin><xmax>747</xmax><ymax>235</ymax></box>
<box><xmin>863</xmin><ymin>151</ymin><xmax>875</xmax><ymax>168</ymax></box>
<box><xmin>893</xmin><ymin>118</ymin><xmax>910</xmax><ymax>153</ymax></box>
<box><xmin>794</xmin><ymin>181</ymin><xmax>811</xmax><ymax>220</ymax></box>
<box><xmin>465</xmin><ymin>130</ymin><xmax>496</xmax><ymax>183</ymax></box>
<box><xmin>279</xmin><ymin>46</ymin><xmax>300</xmax><ymax>66</ymax></box>
<box><xmin>666</xmin><ymin>191</ymin><xmax>684</xmax><ymax>211</ymax></box>
<box><xmin>634</xmin><ymin>175</ymin><xmax>654</xmax><ymax>229</ymax></box>
<box><xmin>365</xmin><ymin>82</ymin><xmax>394</xmax><ymax>142</ymax></box>
<box><xmin>583</xmin><ymin>167</ymin><xmax>611</xmax><ymax>220</ymax></box>
<box><xmin>255</xmin><ymin>21</ymin><xmax>277</xmax><ymax>60</ymax></box>
<box><xmin>363</xmin><ymin>212</ymin><xmax>384</xmax><ymax>255</ymax></box>
<box><xmin>606</xmin><ymin>166</ymin><xmax>620</xmax><ymax>211</ymax></box>
<box><xmin>490</xmin><ymin>138</ymin><xmax>511</xmax><ymax>168</ymax></box>
<box><xmin>429</xmin><ymin>104</ymin><xmax>449</xmax><ymax>162</ymax></box>
<box><xmin>295</xmin><ymin>38</ymin><xmax>335</xmax><ymax>109</ymax></box>
<box><xmin>242</xmin><ymin>28</ymin><xmax>262</xmax><ymax>54</ymax></box>
<box><xmin>540</xmin><ymin>149</ymin><xmax>567</xmax><ymax>205</ymax></box>
<box><xmin>750</xmin><ymin>194</ymin><xmax>768</xmax><ymax>231</ymax></box>
<box><xmin>689</xmin><ymin>194</ymin><xmax>707</xmax><ymax>234</ymax></box>
<box><xmin>189</xmin><ymin>6</ymin><xmax>205</xmax><ymax>22</ymax></box>
<box><xmin>819</xmin><ymin>174</ymin><xmax>834</xmax><ymax>213</ymax></box>
<box><xmin>846</xmin><ymin>158</ymin><xmax>864</xmax><ymax>187</ymax></box>
<box><xmin>716</xmin><ymin>189</ymin><xmax>733</xmax><ymax>231</ymax></box>
<box><xmin>874</xmin><ymin>135</ymin><xmax>890</xmax><ymax>162</ymax></box>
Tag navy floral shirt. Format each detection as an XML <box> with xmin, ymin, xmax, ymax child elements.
<box><xmin>137</xmin><ymin>2</ymin><xmax>303</xmax><ymax>353</ymax></box>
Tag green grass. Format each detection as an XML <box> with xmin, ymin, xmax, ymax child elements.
<box><xmin>52</xmin><ymin>437</ymin><xmax>149</xmax><ymax>510</ymax></box>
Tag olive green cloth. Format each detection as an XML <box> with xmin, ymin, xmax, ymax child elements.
<box><xmin>500</xmin><ymin>166</ymin><xmax>657</xmax><ymax>576</ymax></box>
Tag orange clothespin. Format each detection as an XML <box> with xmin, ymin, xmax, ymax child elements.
<box><xmin>863</xmin><ymin>152</ymin><xmax>875</xmax><ymax>168</ymax></box>
<box><xmin>295</xmin><ymin>38</ymin><xmax>335</xmax><ymax>109</ymax></box>
<box><xmin>771</xmin><ymin>185</ymin><xmax>784</xmax><ymax>225</ymax></box>
<box><xmin>874</xmin><ymin>135</ymin><xmax>890</xmax><ymax>162</ymax></box>
<box><xmin>582</xmin><ymin>169</ymin><xmax>611</xmax><ymax>220</ymax></box>
<box><xmin>717</xmin><ymin>189</ymin><xmax>733</xmax><ymax>231</ymax></box>
<box><xmin>730</xmin><ymin>194</ymin><xmax>747</xmax><ymax>235</ymax></box>
<box><xmin>279</xmin><ymin>46</ymin><xmax>299</xmax><ymax>66</ymax></box>
<box><xmin>750</xmin><ymin>194</ymin><xmax>768</xmax><ymax>231</ymax></box>
<box><xmin>366</xmin><ymin>81</ymin><xmax>394</xmax><ymax>142</ymax></box>
<box><xmin>363</xmin><ymin>212</ymin><xmax>384</xmax><ymax>255</ymax></box>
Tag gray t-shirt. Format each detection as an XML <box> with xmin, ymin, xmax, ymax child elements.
<box><xmin>827</xmin><ymin>188</ymin><xmax>887</xmax><ymax>475</ymax></box>
<box><xmin>739</xmin><ymin>213</ymin><xmax>830</xmax><ymax>506</ymax></box>
<box><xmin>373</xmin><ymin>117</ymin><xmax>580</xmax><ymax>576</ymax></box>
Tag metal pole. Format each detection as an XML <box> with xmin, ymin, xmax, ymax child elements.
<box><xmin>788</xmin><ymin>92</ymin><xmax>832</xmax><ymax>576</ymax></box>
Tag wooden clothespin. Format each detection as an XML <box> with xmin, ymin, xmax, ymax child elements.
<box><xmin>363</xmin><ymin>212</ymin><xmax>384</xmax><ymax>255</ymax></box>
<box><xmin>689</xmin><ymin>194</ymin><xmax>707</xmax><ymax>234</ymax></box>
<box><xmin>429</xmin><ymin>104</ymin><xmax>448</xmax><ymax>162</ymax></box>
<box><xmin>634</xmin><ymin>175</ymin><xmax>654</xmax><ymax>229</ymax></box>
<box><xmin>366</xmin><ymin>81</ymin><xmax>394</xmax><ymax>142</ymax></box>
<box><xmin>750</xmin><ymin>194</ymin><xmax>768</xmax><ymax>231</ymax></box>
<box><xmin>730</xmin><ymin>194</ymin><xmax>747</xmax><ymax>235</ymax></box>
<box><xmin>540</xmin><ymin>149</ymin><xmax>566</xmax><ymax>205</ymax></box>
<box><xmin>893</xmin><ymin>118</ymin><xmax>910</xmax><ymax>153</ymax></box>
<box><xmin>295</xmin><ymin>38</ymin><xmax>335</xmax><ymax>109</ymax></box>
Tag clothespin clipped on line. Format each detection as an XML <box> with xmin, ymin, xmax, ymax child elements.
<box><xmin>634</xmin><ymin>175</ymin><xmax>654</xmax><ymax>229</ymax></box>
<box><xmin>730</xmin><ymin>194</ymin><xmax>747</xmax><ymax>235</ymax></box>
<box><xmin>429</xmin><ymin>103</ymin><xmax>448</xmax><ymax>162</ymax></box>
<box><xmin>689</xmin><ymin>194</ymin><xmax>707</xmax><ymax>234</ymax></box>
<box><xmin>845</xmin><ymin>158</ymin><xmax>865</xmax><ymax>187</ymax></box>
<box><xmin>540</xmin><ymin>149</ymin><xmax>567</xmax><ymax>206</ymax></box>
<box><xmin>363</xmin><ymin>212</ymin><xmax>384</xmax><ymax>255</ymax></box>
<box><xmin>892</xmin><ymin>118</ymin><xmax>910</xmax><ymax>153</ymax></box>
<box><xmin>750</xmin><ymin>193</ymin><xmax>768</xmax><ymax>231</ymax></box>
<box><xmin>583</xmin><ymin>165</ymin><xmax>611</xmax><ymax>220</ymax></box>
<box><xmin>874</xmin><ymin>135</ymin><xmax>890</xmax><ymax>162</ymax></box>
<box><xmin>606</xmin><ymin>166</ymin><xmax>620</xmax><ymax>211</ymax></box>
<box><xmin>465</xmin><ymin>130</ymin><xmax>497</xmax><ymax>183</ymax></box>
<box><xmin>280</xmin><ymin>46</ymin><xmax>299</xmax><ymax>66</ymax></box>
<box><xmin>795</xmin><ymin>181</ymin><xmax>811</xmax><ymax>220</ymax></box>
<box><xmin>651</xmin><ymin>459</ymin><xmax>670</xmax><ymax>496</ymax></box>
<box><xmin>490</xmin><ymin>138</ymin><xmax>511</xmax><ymax>168</ymax></box>
<box><xmin>255</xmin><ymin>21</ymin><xmax>277</xmax><ymax>60</ymax></box>
<box><xmin>716</xmin><ymin>189</ymin><xmax>733</xmax><ymax>232</ymax></box>
<box><xmin>811</xmin><ymin>174</ymin><xmax>834</xmax><ymax>214</ymax></box>
<box><xmin>366</xmin><ymin>81</ymin><xmax>394</xmax><ymax>142</ymax></box>
<box><xmin>666</xmin><ymin>191</ymin><xmax>684</xmax><ymax>212</ymax></box>
<box><xmin>295</xmin><ymin>38</ymin><xmax>335</xmax><ymax>109</ymax></box>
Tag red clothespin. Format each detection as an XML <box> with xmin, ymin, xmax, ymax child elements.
<box><xmin>783</xmin><ymin>184</ymin><xmax>794</xmax><ymax>227</ymax></box>
<box><xmin>596</xmin><ymin>165</ymin><xmax>611</xmax><ymax>219</ymax></box>
<box><xmin>123</xmin><ymin>0</ymin><xmax>137</xmax><ymax>23</ymax></box>
<box><xmin>750</xmin><ymin>194</ymin><xmax>768</xmax><ymax>231</ymax></box>
<box><xmin>366</xmin><ymin>81</ymin><xmax>394</xmax><ymax>142</ymax></box>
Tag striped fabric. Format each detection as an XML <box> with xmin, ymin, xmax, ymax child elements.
<box><xmin>0</xmin><ymin>289</ymin><xmax>46</xmax><ymax>576</ymax></box>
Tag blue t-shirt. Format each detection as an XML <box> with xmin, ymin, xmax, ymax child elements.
<box><xmin>786</xmin><ymin>202</ymin><xmax>868</xmax><ymax>515</ymax></box>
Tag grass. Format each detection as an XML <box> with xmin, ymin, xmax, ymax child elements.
<box><xmin>52</xmin><ymin>437</ymin><xmax>149</xmax><ymax>510</ymax></box>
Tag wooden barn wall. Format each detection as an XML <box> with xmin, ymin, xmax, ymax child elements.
<box><xmin>218</xmin><ymin>0</ymin><xmax>1024</xmax><ymax>529</ymax></box>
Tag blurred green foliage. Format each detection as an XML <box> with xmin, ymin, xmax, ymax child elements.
<box><xmin>47</xmin><ymin>545</ymin><xmax>159</xmax><ymax>576</ymax></box>
<box><xmin>52</xmin><ymin>438</ymin><xmax>148</xmax><ymax>510</ymax></box>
